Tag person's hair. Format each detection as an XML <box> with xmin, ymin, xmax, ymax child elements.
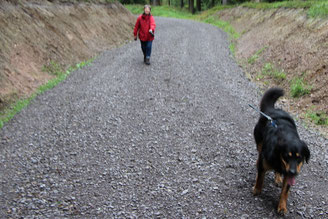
<box><xmin>144</xmin><ymin>5</ymin><xmax>151</xmax><ymax>11</ymax></box>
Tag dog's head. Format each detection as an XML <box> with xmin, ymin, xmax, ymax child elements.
<box><xmin>278</xmin><ymin>139</ymin><xmax>310</xmax><ymax>185</ymax></box>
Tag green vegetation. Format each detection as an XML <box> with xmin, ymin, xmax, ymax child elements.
<box><xmin>308</xmin><ymin>1</ymin><xmax>328</xmax><ymax>18</ymax></box>
<box><xmin>260</xmin><ymin>63</ymin><xmax>286</xmax><ymax>81</ymax></box>
<box><xmin>290</xmin><ymin>77</ymin><xmax>311</xmax><ymax>98</ymax></box>
<box><xmin>202</xmin><ymin>15</ymin><xmax>240</xmax><ymax>40</ymax></box>
<box><xmin>42</xmin><ymin>61</ymin><xmax>62</xmax><ymax>76</ymax></box>
<box><xmin>248</xmin><ymin>47</ymin><xmax>266</xmax><ymax>65</ymax></box>
<box><xmin>306</xmin><ymin>109</ymin><xmax>328</xmax><ymax>126</ymax></box>
<box><xmin>242</xmin><ymin>0</ymin><xmax>328</xmax><ymax>18</ymax></box>
<box><xmin>126</xmin><ymin>5</ymin><xmax>194</xmax><ymax>18</ymax></box>
<box><xmin>0</xmin><ymin>58</ymin><xmax>95</xmax><ymax>129</ymax></box>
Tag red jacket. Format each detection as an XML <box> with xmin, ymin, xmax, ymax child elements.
<box><xmin>134</xmin><ymin>13</ymin><xmax>156</xmax><ymax>42</ymax></box>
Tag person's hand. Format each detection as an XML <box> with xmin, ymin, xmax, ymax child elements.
<box><xmin>149</xmin><ymin>29</ymin><xmax>154</xmax><ymax>36</ymax></box>
<box><xmin>134</xmin><ymin>36</ymin><xmax>137</xmax><ymax>41</ymax></box>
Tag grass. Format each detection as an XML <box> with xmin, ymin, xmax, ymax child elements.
<box><xmin>42</xmin><ymin>60</ymin><xmax>62</xmax><ymax>76</ymax></box>
<box><xmin>241</xmin><ymin>0</ymin><xmax>328</xmax><ymax>18</ymax></box>
<box><xmin>0</xmin><ymin>58</ymin><xmax>95</xmax><ymax>129</ymax></box>
<box><xmin>125</xmin><ymin>5</ymin><xmax>194</xmax><ymax>19</ymax></box>
<box><xmin>248</xmin><ymin>47</ymin><xmax>267</xmax><ymax>65</ymax></box>
<box><xmin>305</xmin><ymin>109</ymin><xmax>328</xmax><ymax>126</ymax></box>
<box><xmin>202</xmin><ymin>16</ymin><xmax>240</xmax><ymax>40</ymax></box>
<box><xmin>290</xmin><ymin>77</ymin><xmax>311</xmax><ymax>98</ymax></box>
<box><xmin>308</xmin><ymin>1</ymin><xmax>328</xmax><ymax>18</ymax></box>
<box><xmin>260</xmin><ymin>63</ymin><xmax>286</xmax><ymax>81</ymax></box>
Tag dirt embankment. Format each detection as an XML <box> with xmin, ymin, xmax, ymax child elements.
<box><xmin>0</xmin><ymin>0</ymin><xmax>135</xmax><ymax>110</ymax></box>
<box><xmin>216</xmin><ymin>7</ymin><xmax>328</xmax><ymax>134</ymax></box>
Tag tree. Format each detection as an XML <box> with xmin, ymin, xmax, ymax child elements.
<box><xmin>151</xmin><ymin>0</ymin><xmax>161</xmax><ymax>5</ymax></box>
<box><xmin>180</xmin><ymin>0</ymin><xmax>184</xmax><ymax>8</ymax></box>
<box><xmin>196</xmin><ymin>0</ymin><xmax>201</xmax><ymax>11</ymax></box>
<box><xmin>189</xmin><ymin>0</ymin><xmax>195</xmax><ymax>13</ymax></box>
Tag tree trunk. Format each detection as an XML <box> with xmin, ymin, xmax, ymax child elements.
<box><xmin>190</xmin><ymin>0</ymin><xmax>195</xmax><ymax>14</ymax></box>
<box><xmin>211</xmin><ymin>0</ymin><xmax>215</xmax><ymax>8</ymax></box>
<box><xmin>181</xmin><ymin>0</ymin><xmax>184</xmax><ymax>8</ymax></box>
<box><xmin>152</xmin><ymin>0</ymin><xmax>161</xmax><ymax>6</ymax></box>
<box><xmin>196</xmin><ymin>0</ymin><xmax>201</xmax><ymax>12</ymax></box>
<box><xmin>222</xmin><ymin>0</ymin><xmax>228</xmax><ymax>5</ymax></box>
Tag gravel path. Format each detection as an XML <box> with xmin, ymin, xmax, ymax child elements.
<box><xmin>1</xmin><ymin>17</ymin><xmax>327</xmax><ymax>218</ymax></box>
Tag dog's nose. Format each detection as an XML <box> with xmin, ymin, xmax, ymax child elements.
<box><xmin>289</xmin><ymin>169</ymin><xmax>296</xmax><ymax>175</ymax></box>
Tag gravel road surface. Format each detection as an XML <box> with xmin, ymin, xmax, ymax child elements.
<box><xmin>1</xmin><ymin>17</ymin><xmax>327</xmax><ymax>218</ymax></box>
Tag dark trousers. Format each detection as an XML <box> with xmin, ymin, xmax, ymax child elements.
<box><xmin>140</xmin><ymin>40</ymin><xmax>152</xmax><ymax>58</ymax></box>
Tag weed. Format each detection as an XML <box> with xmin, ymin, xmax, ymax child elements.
<box><xmin>260</xmin><ymin>63</ymin><xmax>286</xmax><ymax>81</ymax></box>
<box><xmin>42</xmin><ymin>61</ymin><xmax>63</xmax><ymax>76</ymax></box>
<box><xmin>306</xmin><ymin>110</ymin><xmax>328</xmax><ymax>126</ymax></box>
<box><xmin>273</xmin><ymin>71</ymin><xmax>286</xmax><ymax>81</ymax></box>
<box><xmin>290</xmin><ymin>77</ymin><xmax>311</xmax><ymax>98</ymax></box>
<box><xmin>248</xmin><ymin>47</ymin><xmax>266</xmax><ymax>65</ymax></box>
<box><xmin>262</xmin><ymin>63</ymin><xmax>273</xmax><ymax>75</ymax></box>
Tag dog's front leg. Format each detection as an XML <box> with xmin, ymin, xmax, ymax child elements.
<box><xmin>277</xmin><ymin>176</ymin><xmax>290</xmax><ymax>214</ymax></box>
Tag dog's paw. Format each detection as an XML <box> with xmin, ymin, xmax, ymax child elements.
<box><xmin>277</xmin><ymin>203</ymin><xmax>288</xmax><ymax>214</ymax></box>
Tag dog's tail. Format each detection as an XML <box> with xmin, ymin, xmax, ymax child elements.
<box><xmin>260</xmin><ymin>87</ymin><xmax>284</xmax><ymax>113</ymax></box>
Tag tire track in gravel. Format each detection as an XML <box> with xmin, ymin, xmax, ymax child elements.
<box><xmin>1</xmin><ymin>17</ymin><xmax>327</xmax><ymax>218</ymax></box>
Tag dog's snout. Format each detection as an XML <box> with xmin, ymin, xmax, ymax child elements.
<box><xmin>289</xmin><ymin>168</ymin><xmax>296</xmax><ymax>175</ymax></box>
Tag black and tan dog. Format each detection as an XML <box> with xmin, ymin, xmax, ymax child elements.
<box><xmin>252</xmin><ymin>87</ymin><xmax>310</xmax><ymax>214</ymax></box>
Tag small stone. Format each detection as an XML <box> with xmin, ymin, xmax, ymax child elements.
<box><xmin>241</xmin><ymin>214</ymin><xmax>249</xmax><ymax>219</ymax></box>
<box><xmin>181</xmin><ymin>189</ymin><xmax>189</xmax><ymax>195</ymax></box>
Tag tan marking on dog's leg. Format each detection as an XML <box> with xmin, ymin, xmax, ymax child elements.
<box><xmin>275</xmin><ymin>172</ymin><xmax>283</xmax><ymax>187</ymax></box>
<box><xmin>277</xmin><ymin>176</ymin><xmax>290</xmax><ymax>214</ymax></box>
<box><xmin>253</xmin><ymin>159</ymin><xmax>270</xmax><ymax>195</ymax></box>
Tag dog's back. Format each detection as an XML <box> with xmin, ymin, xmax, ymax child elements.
<box><xmin>254</xmin><ymin>87</ymin><xmax>295</xmax><ymax>146</ymax></box>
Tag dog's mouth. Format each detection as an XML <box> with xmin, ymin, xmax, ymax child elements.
<box><xmin>287</xmin><ymin>176</ymin><xmax>296</xmax><ymax>186</ymax></box>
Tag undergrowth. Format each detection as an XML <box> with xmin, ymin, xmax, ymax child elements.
<box><xmin>242</xmin><ymin>0</ymin><xmax>328</xmax><ymax>18</ymax></box>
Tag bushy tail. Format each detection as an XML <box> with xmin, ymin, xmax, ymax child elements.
<box><xmin>260</xmin><ymin>87</ymin><xmax>284</xmax><ymax>113</ymax></box>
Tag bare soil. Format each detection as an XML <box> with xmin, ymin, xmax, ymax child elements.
<box><xmin>0</xmin><ymin>0</ymin><xmax>135</xmax><ymax>110</ymax></box>
<box><xmin>216</xmin><ymin>7</ymin><xmax>328</xmax><ymax>137</ymax></box>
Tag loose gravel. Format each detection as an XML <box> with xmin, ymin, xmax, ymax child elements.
<box><xmin>0</xmin><ymin>17</ymin><xmax>327</xmax><ymax>218</ymax></box>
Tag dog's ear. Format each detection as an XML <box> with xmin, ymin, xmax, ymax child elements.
<box><xmin>301</xmin><ymin>141</ymin><xmax>310</xmax><ymax>163</ymax></box>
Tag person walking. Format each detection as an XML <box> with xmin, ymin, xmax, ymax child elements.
<box><xmin>133</xmin><ymin>5</ymin><xmax>156</xmax><ymax>65</ymax></box>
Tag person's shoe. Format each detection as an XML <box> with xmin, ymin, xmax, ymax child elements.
<box><xmin>144</xmin><ymin>56</ymin><xmax>146</xmax><ymax>63</ymax></box>
<box><xmin>145</xmin><ymin>58</ymin><xmax>150</xmax><ymax>65</ymax></box>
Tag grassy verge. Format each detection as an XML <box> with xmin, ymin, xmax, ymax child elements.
<box><xmin>0</xmin><ymin>58</ymin><xmax>95</xmax><ymax>129</ymax></box>
<box><xmin>305</xmin><ymin>109</ymin><xmax>328</xmax><ymax>126</ymax></box>
<box><xmin>290</xmin><ymin>77</ymin><xmax>312</xmax><ymax>98</ymax></box>
<box><xmin>241</xmin><ymin>0</ymin><xmax>328</xmax><ymax>18</ymax></box>
<box><xmin>125</xmin><ymin>5</ymin><xmax>194</xmax><ymax>19</ymax></box>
